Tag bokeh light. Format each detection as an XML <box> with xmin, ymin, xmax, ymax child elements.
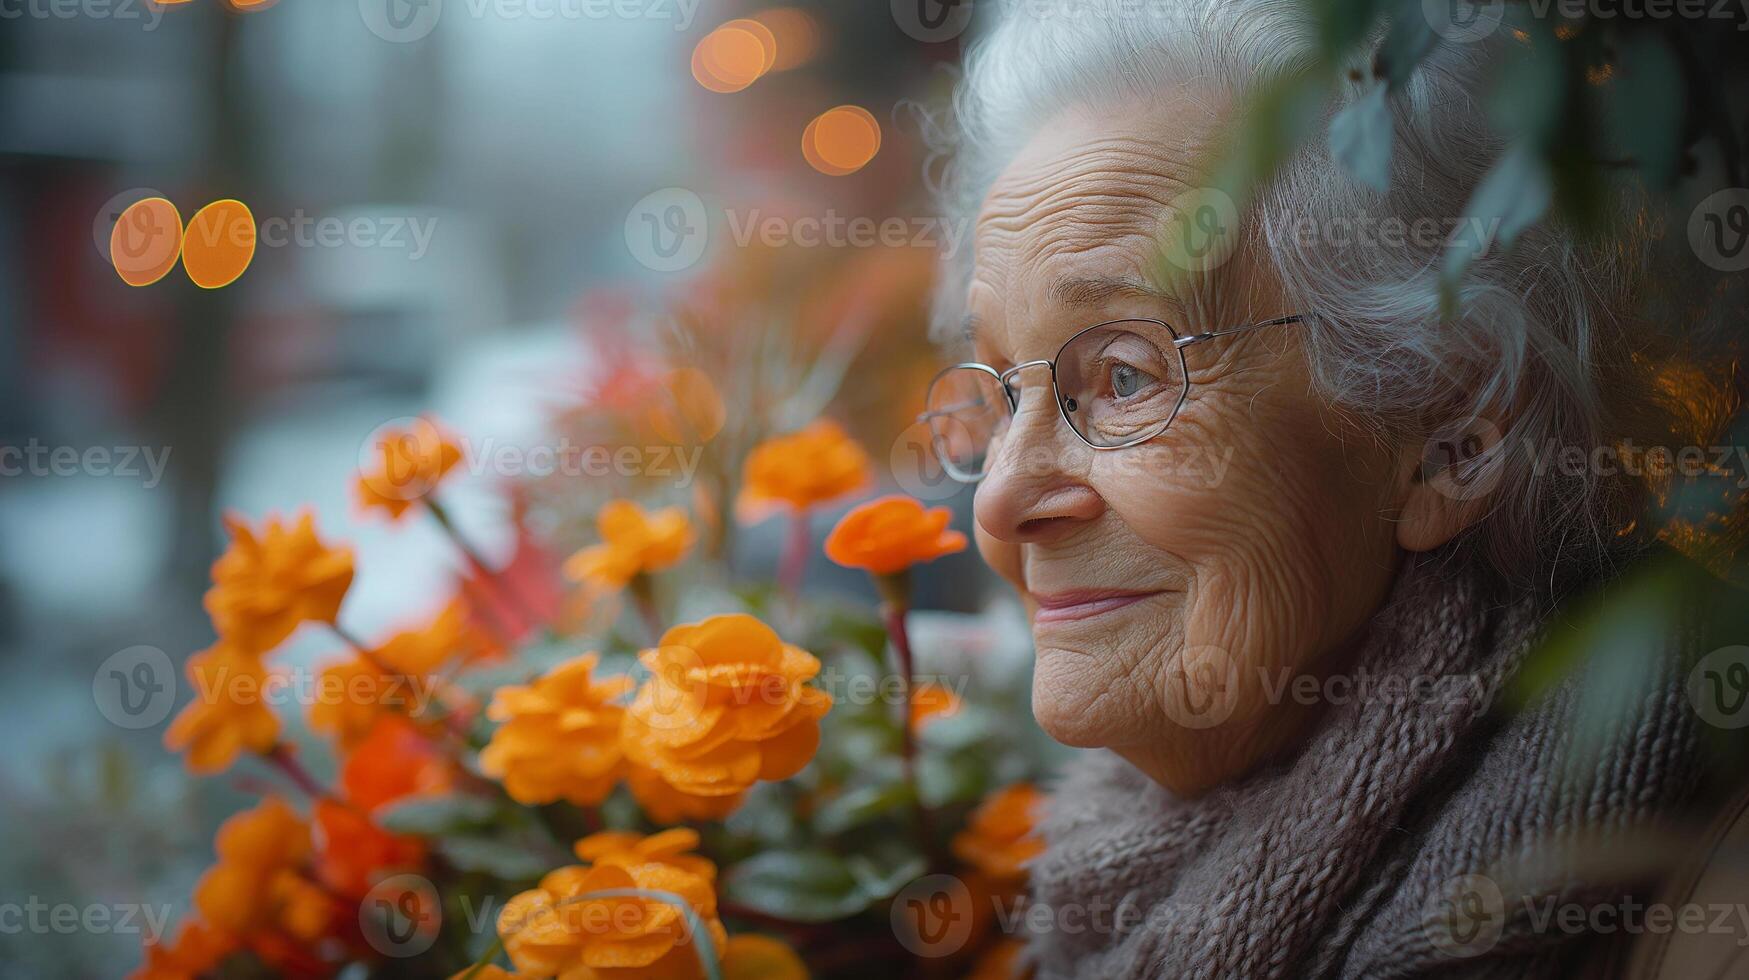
<box><xmin>802</xmin><ymin>105</ymin><xmax>881</xmax><ymax>176</ymax></box>
<box><xmin>181</xmin><ymin>199</ymin><xmax>257</xmax><ymax>290</ymax></box>
<box><xmin>691</xmin><ymin>20</ymin><xmax>777</xmax><ymax>94</ymax></box>
<box><xmin>108</xmin><ymin>197</ymin><xmax>184</xmax><ymax>287</ymax></box>
<box><xmin>753</xmin><ymin>7</ymin><xmax>822</xmax><ymax>72</ymax></box>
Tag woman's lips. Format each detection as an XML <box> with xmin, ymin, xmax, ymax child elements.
<box><xmin>1029</xmin><ymin>589</ymin><xmax>1167</xmax><ymax>624</ymax></box>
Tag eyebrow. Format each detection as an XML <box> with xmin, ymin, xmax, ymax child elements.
<box><xmin>1045</xmin><ymin>274</ymin><xmax>1174</xmax><ymax>307</ymax></box>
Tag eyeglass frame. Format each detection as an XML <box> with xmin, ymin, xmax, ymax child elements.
<box><xmin>921</xmin><ymin>314</ymin><xmax>1306</xmax><ymax>482</ymax></box>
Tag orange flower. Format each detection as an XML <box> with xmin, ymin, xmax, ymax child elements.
<box><xmin>498</xmin><ymin>861</ymin><xmax>726</xmax><ymax>980</ymax></box>
<box><xmin>164</xmin><ymin>641</ymin><xmax>280</xmax><ymax>774</ymax></box>
<box><xmin>356</xmin><ymin>416</ymin><xmax>464</xmax><ymax>520</ymax></box>
<box><xmin>341</xmin><ymin>713</ymin><xmax>452</xmax><ymax>813</ymax></box>
<box><xmin>205</xmin><ymin>511</ymin><xmax>355</xmax><ymax>652</ymax></box>
<box><xmin>625</xmin><ymin>761</ymin><xmax>746</xmax><ymax>823</ymax></box>
<box><xmin>964</xmin><ymin>938</ymin><xmax>1031</xmax><ymax>980</ymax></box>
<box><xmin>308</xmin><ymin>600</ymin><xmax>475</xmax><ymax>749</ymax></box>
<box><xmin>565</xmin><ymin>500</ymin><xmax>694</xmax><ymax>590</ymax></box>
<box><xmin>620</xmin><ymin>614</ymin><xmax>832</xmax><ymax>818</ymax></box>
<box><xmin>909</xmin><ymin>680</ymin><xmax>962</xmax><ymax>729</ymax></box>
<box><xmin>951</xmin><ymin>784</ymin><xmax>1046</xmax><ymax>886</ymax></box>
<box><xmin>130</xmin><ymin>919</ymin><xmax>236</xmax><ymax>980</ymax></box>
<box><xmin>573</xmin><ymin>828</ymin><xmax>716</xmax><ymax>883</ymax></box>
<box><xmin>825</xmin><ymin>495</ymin><xmax>967</xmax><ymax>576</ymax></box>
<box><xmin>313</xmin><ymin>797</ymin><xmax>426</xmax><ymax>900</ymax></box>
<box><xmin>722</xmin><ymin>934</ymin><xmax>808</xmax><ymax>980</ymax></box>
<box><xmin>479</xmin><ymin>653</ymin><xmax>632</xmax><ymax>806</ymax></box>
<box><xmin>192</xmin><ymin>798</ymin><xmax>317</xmax><ymax>936</ymax></box>
<box><xmin>739</xmin><ymin>420</ymin><xmax>870</xmax><ymax>514</ymax></box>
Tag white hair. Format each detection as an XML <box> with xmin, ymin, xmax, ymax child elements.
<box><xmin>928</xmin><ymin>0</ymin><xmax>1677</xmax><ymax>582</ymax></box>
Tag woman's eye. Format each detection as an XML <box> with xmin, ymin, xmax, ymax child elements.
<box><xmin>1109</xmin><ymin>362</ymin><xmax>1157</xmax><ymax>398</ymax></box>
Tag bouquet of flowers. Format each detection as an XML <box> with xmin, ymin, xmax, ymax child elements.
<box><xmin>132</xmin><ymin>382</ymin><xmax>1057</xmax><ymax>979</ymax></box>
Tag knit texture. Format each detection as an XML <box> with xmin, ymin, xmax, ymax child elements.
<box><xmin>1024</xmin><ymin>553</ymin><xmax>1705</xmax><ymax>979</ymax></box>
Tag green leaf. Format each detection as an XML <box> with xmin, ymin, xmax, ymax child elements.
<box><xmin>1605</xmin><ymin>34</ymin><xmax>1684</xmax><ymax>189</ymax></box>
<box><xmin>722</xmin><ymin>850</ymin><xmax>871</xmax><ymax>923</ymax></box>
<box><xmin>1374</xmin><ymin>0</ymin><xmax>1438</xmax><ymax>90</ymax></box>
<box><xmin>1440</xmin><ymin>143</ymin><xmax>1552</xmax><ymax>313</ymax></box>
<box><xmin>376</xmin><ymin>794</ymin><xmax>501</xmax><ymax>836</ymax></box>
<box><xmin>843</xmin><ymin>843</ymin><xmax>928</xmax><ymax>902</ymax></box>
<box><xmin>813</xmin><ymin>779</ymin><xmax>916</xmax><ymax>836</ymax></box>
<box><xmin>1329</xmin><ymin>85</ymin><xmax>1394</xmax><ymax>192</ymax></box>
<box><xmin>917</xmin><ymin>751</ymin><xmax>992</xmax><ymax>809</ymax></box>
<box><xmin>438</xmin><ymin>837</ymin><xmax>551</xmax><ymax>882</ymax></box>
<box><xmin>1310</xmin><ymin>0</ymin><xmax>1387</xmax><ymax>61</ymax></box>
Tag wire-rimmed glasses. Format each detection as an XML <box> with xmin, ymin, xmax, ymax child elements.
<box><xmin>921</xmin><ymin>315</ymin><xmax>1304</xmax><ymax>482</ymax></box>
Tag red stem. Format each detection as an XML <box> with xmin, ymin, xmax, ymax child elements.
<box><xmin>778</xmin><ymin>508</ymin><xmax>811</xmax><ymax>603</ymax></box>
<box><xmin>426</xmin><ymin>496</ymin><xmax>542</xmax><ymax>637</ymax></box>
<box><xmin>265</xmin><ymin>744</ymin><xmax>330</xmax><ymax>800</ymax></box>
<box><xmin>880</xmin><ymin>600</ymin><xmax>935</xmax><ymax>862</ymax></box>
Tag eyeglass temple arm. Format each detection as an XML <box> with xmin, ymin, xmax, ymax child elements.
<box><xmin>1172</xmin><ymin>314</ymin><xmax>1305</xmax><ymax>347</ymax></box>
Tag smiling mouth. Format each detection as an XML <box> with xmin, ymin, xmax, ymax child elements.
<box><xmin>1029</xmin><ymin>589</ymin><xmax>1168</xmax><ymax>624</ymax></box>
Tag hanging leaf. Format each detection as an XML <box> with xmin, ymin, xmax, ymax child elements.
<box><xmin>1605</xmin><ymin>34</ymin><xmax>1685</xmax><ymax>189</ymax></box>
<box><xmin>1329</xmin><ymin>84</ymin><xmax>1394</xmax><ymax>192</ymax></box>
<box><xmin>1440</xmin><ymin>144</ymin><xmax>1553</xmax><ymax>314</ymax></box>
<box><xmin>437</xmin><ymin>837</ymin><xmax>551</xmax><ymax>882</ymax></box>
<box><xmin>376</xmin><ymin>794</ymin><xmax>501</xmax><ymax>836</ymax></box>
<box><xmin>1374</xmin><ymin>0</ymin><xmax>1439</xmax><ymax>90</ymax></box>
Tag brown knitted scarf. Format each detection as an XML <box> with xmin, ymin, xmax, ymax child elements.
<box><xmin>1023</xmin><ymin>553</ymin><xmax>1704</xmax><ymax>979</ymax></box>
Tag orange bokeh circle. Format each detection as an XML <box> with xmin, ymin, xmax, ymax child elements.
<box><xmin>181</xmin><ymin>199</ymin><xmax>257</xmax><ymax>290</ymax></box>
<box><xmin>692</xmin><ymin>21</ymin><xmax>775</xmax><ymax>93</ymax></box>
<box><xmin>109</xmin><ymin>197</ymin><xmax>185</xmax><ymax>287</ymax></box>
<box><xmin>802</xmin><ymin>105</ymin><xmax>881</xmax><ymax>176</ymax></box>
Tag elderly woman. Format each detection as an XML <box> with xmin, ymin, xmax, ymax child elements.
<box><xmin>921</xmin><ymin>2</ymin><xmax>1719</xmax><ymax>977</ymax></box>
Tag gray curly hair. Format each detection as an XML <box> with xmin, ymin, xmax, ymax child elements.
<box><xmin>927</xmin><ymin>0</ymin><xmax>1679</xmax><ymax>583</ymax></box>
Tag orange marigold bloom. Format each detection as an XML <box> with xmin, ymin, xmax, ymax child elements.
<box><xmin>573</xmin><ymin>828</ymin><xmax>716</xmax><ymax>883</ymax></box>
<box><xmin>130</xmin><ymin>919</ymin><xmax>237</xmax><ymax>980</ymax></box>
<box><xmin>341</xmin><ymin>713</ymin><xmax>452</xmax><ymax>813</ymax></box>
<box><xmin>739</xmin><ymin>420</ymin><xmax>871</xmax><ymax>513</ymax></box>
<box><xmin>205</xmin><ymin>511</ymin><xmax>355</xmax><ymax>652</ymax></box>
<box><xmin>965</xmin><ymin>937</ymin><xmax>1031</xmax><ymax>980</ymax></box>
<box><xmin>722</xmin><ymin>933</ymin><xmax>809</xmax><ymax>980</ymax></box>
<box><xmin>498</xmin><ymin>862</ymin><xmax>726</xmax><ymax>980</ymax></box>
<box><xmin>909</xmin><ymin>680</ymin><xmax>962</xmax><ymax>729</ymax></box>
<box><xmin>565</xmin><ymin>500</ymin><xmax>695</xmax><ymax>590</ymax></box>
<box><xmin>625</xmin><ymin>761</ymin><xmax>746</xmax><ymax>823</ymax></box>
<box><xmin>479</xmin><ymin>653</ymin><xmax>632</xmax><ymax>806</ymax></box>
<box><xmin>193</xmin><ymin>798</ymin><xmax>316</xmax><ymax>936</ymax></box>
<box><xmin>951</xmin><ymin>783</ymin><xmax>1047</xmax><ymax>885</ymax></box>
<box><xmin>824</xmin><ymin>495</ymin><xmax>967</xmax><ymax>576</ymax></box>
<box><xmin>620</xmin><ymin>614</ymin><xmax>832</xmax><ymax>816</ymax></box>
<box><xmin>313</xmin><ymin>797</ymin><xmax>426</xmax><ymax>901</ymax></box>
<box><xmin>164</xmin><ymin>641</ymin><xmax>280</xmax><ymax>774</ymax></box>
<box><xmin>308</xmin><ymin>600</ymin><xmax>474</xmax><ymax>749</ymax></box>
<box><xmin>356</xmin><ymin>416</ymin><xmax>464</xmax><ymax>520</ymax></box>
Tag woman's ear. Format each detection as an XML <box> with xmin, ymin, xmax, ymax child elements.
<box><xmin>1394</xmin><ymin>417</ymin><xmax>1505</xmax><ymax>553</ymax></box>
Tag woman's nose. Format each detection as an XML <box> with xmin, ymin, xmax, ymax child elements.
<box><xmin>974</xmin><ymin>379</ymin><xmax>1104</xmax><ymax>545</ymax></box>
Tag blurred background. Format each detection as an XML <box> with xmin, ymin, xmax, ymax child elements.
<box><xmin>0</xmin><ymin>2</ymin><xmax>995</xmax><ymax>972</ymax></box>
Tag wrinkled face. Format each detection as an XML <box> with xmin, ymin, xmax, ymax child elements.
<box><xmin>967</xmin><ymin>94</ymin><xmax>1411</xmax><ymax>795</ymax></box>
